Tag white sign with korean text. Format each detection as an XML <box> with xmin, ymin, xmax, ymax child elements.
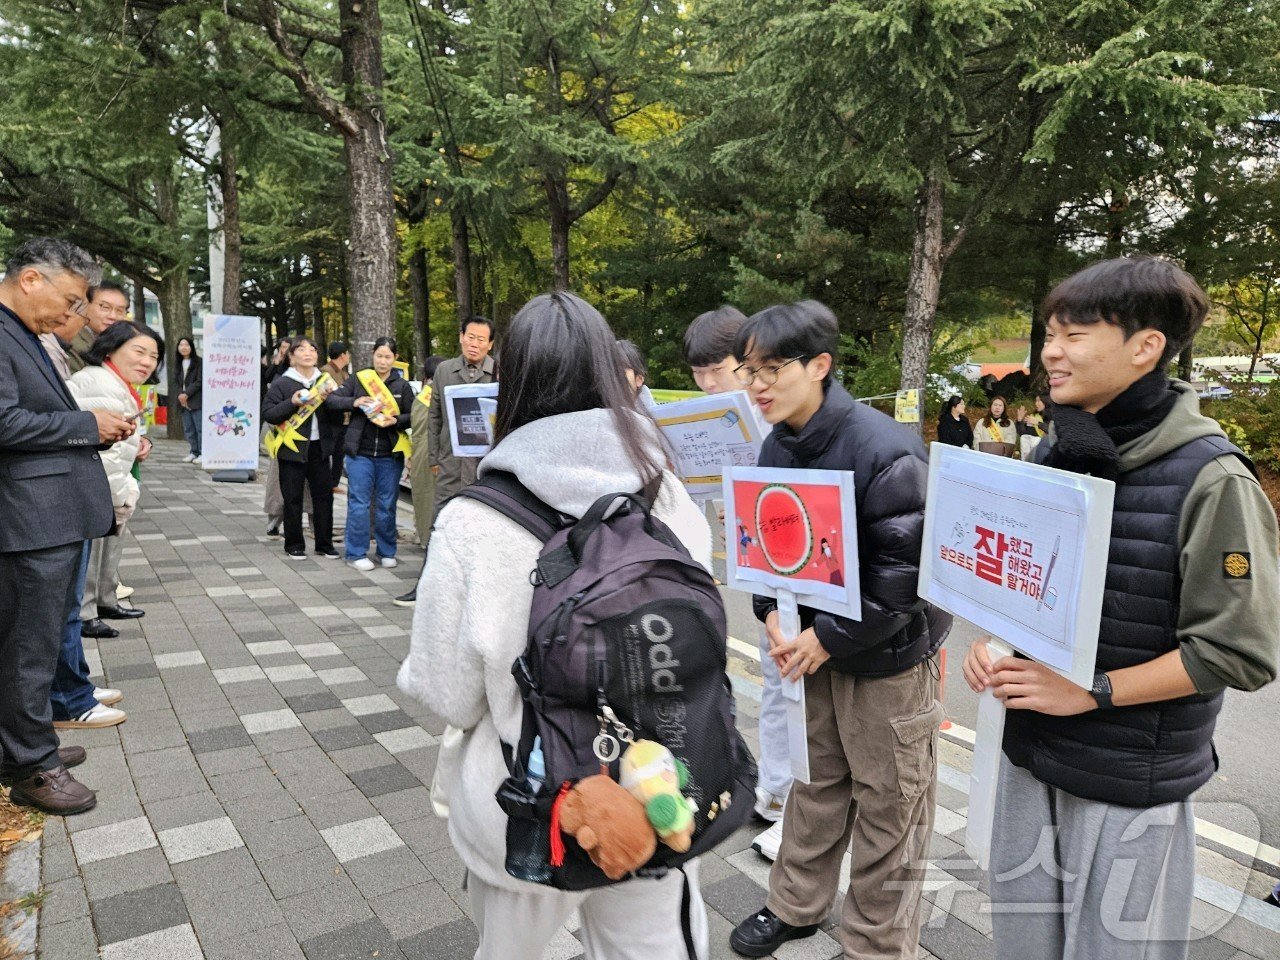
<box><xmin>445</xmin><ymin>383</ymin><xmax>499</xmax><ymax>458</ymax></box>
<box><xmin>919</xmin><ymin>444</ymin><xmax>1114</xmax><ymax>689</ymax></box>
<box><xmin>650</xmin><ymin>391</ymin><xmax>764</xmax><ymax>499</ymax></box>
<box><xmin>201</xmin><ymin>314</ymin><xmax>261</xmax><ymax>471</ymax></box>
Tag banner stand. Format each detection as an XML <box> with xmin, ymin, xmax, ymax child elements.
<box><xmin>211</xmin><ymin>469</ymin><xmax>253</xmax><ymax>484</ymax></box>
<box><xmin>775</xmin><ymin>589</ymin><xmax>811</xmax><ymax>785</ymax></box>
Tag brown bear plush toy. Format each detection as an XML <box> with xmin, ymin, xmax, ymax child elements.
<box><xmin>554</xmin><ymin>775</ymin><xmax>658</xmax><ymax>880</ymax></box>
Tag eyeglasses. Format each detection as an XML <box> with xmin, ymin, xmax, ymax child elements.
<box><xmin>38</xmin><ymin>271</ymin><xmax>89</xmax><ymax>318</ymax></box>
<box><xmin>733</xmin><ymin>356</ymin><xmax>805</xmax><ymax>388</ymax></box>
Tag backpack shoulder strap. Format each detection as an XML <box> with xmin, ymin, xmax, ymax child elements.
<box><xmin>454</xmin><ymin>470</ymin><xmax>567</xmax><ymax>543</ymax></box>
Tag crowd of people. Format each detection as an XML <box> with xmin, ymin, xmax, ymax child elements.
<box><xmin>2</xmin><ymin>235</ymin><xmax>1278</xmax><ymax>960</ymax></box>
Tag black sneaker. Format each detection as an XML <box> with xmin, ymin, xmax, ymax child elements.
<box><xmin>729</xmin><ymin>907</ymin><xmax>819</xmax><ymax>958</ymax></box>
<box><xmin>1265</xmin><ymin>886</ymin><xmax>1280</xmax><ymax>908</ymax></box>
<box><xmin>285</xmin><ymin>547</ymin><xmax>307</xmax><ymax>560</ymax></box>
<box><xmin>267</xmin><ymin>523</ymin><xmax>282</xmax><ymax>537</ymax></box>
<box><xmin>392</xmin><ymin>590</ymin><xmax>416</xmax><ymax>608</ymax></box>
<box><xmin>315</xmin><ymin>546</ymin><xmax>339</xmax><ymax>558</ymax></box>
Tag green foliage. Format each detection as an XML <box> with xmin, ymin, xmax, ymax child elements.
<box><xmin>1209</xmin><ymin>385</ymin><xmax>1280</xmax><ymax>471</ymax></box>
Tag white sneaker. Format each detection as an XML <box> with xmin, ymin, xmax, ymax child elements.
<box><xmin>115</xmin><ymin>585</ymin><xmax>134</xmax><ymax>601</ymax></box>
<box><xmin>93</xmin><ymin>687</ymin><xmax>124</xmax><ymax>706</ymax></box>
<box><xmin>752</xmin><ymin>819</ymin><xmax>784</xmax><ymax>862</ymax></box>
<box><xmin>347</xmin><ymin>557</ymin><xmax>376</xmax><ymax>572</ymax></box>
<box><xmin>54</xmin><ymin>703</ymin><xmax>127</xmax><ymax>729</ymax></box>
<box><xmin>754</xmin><ymin>788</ymin><xmax>787</xmax><ymax>823</ymax></box>
<box><xmin>379</xmin><ymin>556</ymin><xmax>398</xmax><ymax>569</ymax></box>
<box><xmin>182</xmin><ymin>453</ymin><xmax>195</xmax><ymax>463</ymax></box>
<box><xmin>194</xmin><ymin>456</ymin><xmax>203</xmax><ymax>466</ymax></box>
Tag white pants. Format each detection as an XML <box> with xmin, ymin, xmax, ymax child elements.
<box><xmin>756</xmin><ymin>625</ymin><xmax>794</xmax><ymax>799</ymax></box>
<box><xmin>469</xmin><ymin>860</ymin><xmax>709</xmax><ymax>960</ymax></box>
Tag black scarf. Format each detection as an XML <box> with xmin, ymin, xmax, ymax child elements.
<box><xmin>1042</xmin><ymin>371</ymin><xmax>1177</xmax><ymax>481</ymax></box>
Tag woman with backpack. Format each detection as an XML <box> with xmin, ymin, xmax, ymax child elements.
<box><xmin>397</xmin><ymin>292</ymin><xmax>715</xmax><ymax>959</ymax></box>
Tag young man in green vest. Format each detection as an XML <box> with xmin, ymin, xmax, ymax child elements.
<box><xmin>963</xmin><ymin>257</ymin><xmax>1279</xmax><ymax>960</ymax></box>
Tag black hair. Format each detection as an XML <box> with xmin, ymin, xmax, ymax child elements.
<box><xmin>288</xmin><ymin>337</ymin><xmax>319</xmax><ymax>363</ymax></box>
<box><xmin>423</xmin><ymin>355</ymin><xmax>446</xmax><ymax>381</ymax></box>
<box><xmin>683</xmin><ymin>306</ymin><xmax>747</xmax><ymax>367</ymax></box>
<box><xmin>327</xmin><ymin>340</ymin><xmax>348</xmax><ymax>361</ymax></box>
<box><xmin>88</xmin><ymin>278</ymin><xmax>127</xmax><ymax>303</ymax></box>
<box><xmin>175</xmin><ymin>336</ymin><xmax>199</xmax><ymax>365</ymax></box>
<box><xmin>493</xmin><ymin>292</ymin><xmax>663</xmax><ymax>495</ymax></box>
<box><xmin>1041</xmin><ymin>256</ymin><xmax>1209</xmax><ymax>366</ymax></box>
<box><xmin>735</xmin><ymin>300</ymin><xmax>839</xmax><ymax>380</ymax></box>
<box><xmin>461</xmin><ymin>316</ymin><xmax>496</xmax><ymax>340</ymax></box>
<box><xmin>615</xmin><ymin>340</ymin><xmax>647</xmax><ymax>382</ymax></box>
<box><xmin>372</xmin><ymin>336</ymin><xmax>398</xmax><ymax>355</ymax></box>
<box><xmin>939</xmin><ymin>394</ymin><xmax>964</xmax><ymax>423</ymax></box>
<box><xmin>1037</xmin><ymin>393</ymin><xmax>1053</xmax><ymax>425</ymax></box>
<box><xmin>85</xmin><ymin>320</ymin><xmax>164</xmax><ymax>368</ymax></box>
<box><xmin>982</xmin><ymin>395</ymin><xmax>1011</xmax><ymax>429</ymax></box>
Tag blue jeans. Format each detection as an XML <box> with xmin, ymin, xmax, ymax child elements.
<box><xmin>181</xmin><ymin>406</ymin><xmax>202</xmax><ymax>456</ymax></box>
<box><xmin>50</xmin><ymin>540</ymin><xmax>98</xmax><ymax>721</ymax></box>
<box><xmin>344</xmin><ymin>455</ymin><xmax>401</xmax><ymax>560</ymax></box>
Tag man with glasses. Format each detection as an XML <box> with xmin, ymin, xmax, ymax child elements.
<box><xmin>67</xmin><ymin>279</ymin><xmax>128</xmax><ymax>374</ymax></box>
<box><xmin>726</xmin><ymin>301</ymin><xmax>951</xmax><ymax>959</ymax></box>
<box><xmin>395</xmin><ymin>317</ymin><xmax>496</xmax><ymax>606</ymax></box>
<box><xmin>0</xmin><ymin>238</ymin><xmax>135</xmax><ymax>815</ymax></box>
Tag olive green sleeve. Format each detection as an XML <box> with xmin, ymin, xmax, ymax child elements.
<box><xmin>1177</xmin><ymin>457</ymin><xmax>1280</xmax><ymax>694</ymax></box>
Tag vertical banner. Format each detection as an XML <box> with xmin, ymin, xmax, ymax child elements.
<box><xmin>201</xmin><ymin>315</ymin><xmax>261</xmax><ymax>471</ymax></box>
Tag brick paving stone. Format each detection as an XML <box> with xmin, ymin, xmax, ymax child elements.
<box><xmin>321</xmin><ymin>815</ymin><xmax>405</xmax><ymax>863</ymax></box>
<box><xmin>398</xmin><ymin>915</ymin><xmax>479</xmax><ymax>960</ymax></box>
<box><xmin>99</xmin><ymin>923</ymin><xmax>204</xmax><ymax>960</ymax></box>
<box><xmin>70</xmin><ymin>816</ymin><xmax>157</xmax><ymax>865</ymax></box>
<box><xmin>373</xmin><ymin>726</ymin><xmax>436</xmax><ymax>755</ymax></box>
<box><xmin>157</xmin><ymin>816</ymin><xmax>244</xmax><ymax>864</ymax></box>
<box><xmin>90</xmin><ymin>881</ymin><xmax>190</xmax><ymax>946</ymax></box>
<box><xmin>186</xmin><ymin>723</ymin><xmax>255</xmax><ymax>754</ymax></box>
<box><xmin>80</xmin><ymin>846</ymin><xmax>173</xmax><ymax>902</ymax></box>
<box><xmin>285</xmin><ymin>691</ymin><xmax>345</xmax><ymax>714</ymax></box>
<box><xmin>300</xmin><ymin>917</ymin><xmax>406</xmax><ymax>960</ymax></box>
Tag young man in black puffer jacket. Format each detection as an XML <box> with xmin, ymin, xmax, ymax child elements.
<box><xmin>728</xmin><ymin>301</ymin><xmax>952</xmax><ymax>959</ymax></box>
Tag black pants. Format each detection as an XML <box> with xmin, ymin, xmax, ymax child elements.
<box><xmin>327</xmin><ymin>425</ymin><xmax>347</xmax><ymax>488</ymax></box>
<box><xmin>0</xmin><ymin>541</ymin><xmax>81</xmax><ymax>779</ymax></box>
<box><xmin>279</xmin><ymin>443</ymin><xmax>334</xmax><ymax>552</ymax></box>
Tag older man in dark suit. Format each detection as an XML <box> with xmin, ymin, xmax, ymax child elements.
<box><xmin>0</xmin><ymin>238</ymin><xmax>134</xmax><ymax>815</ymax></box>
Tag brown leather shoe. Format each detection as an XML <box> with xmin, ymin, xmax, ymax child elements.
<box><xmin>58</xmin><ymin>746</ymin><xmax>87</xmax><ymax>769</ymax></box>
<box><xmin>8</xmin><ymin>765</ymin><xmax>96</xmax><ymax>815</ymax></box>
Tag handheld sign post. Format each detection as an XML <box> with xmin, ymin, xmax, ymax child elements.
<box><xmin>722</xmin><ymin>466</ymin><xmax>862</xmax><ymax>784</ymax></box>
<box><xmin>651</xmin><ymin>392</ymin><xmax>764</xmax><ymax>500</ymax></box>
<box><xmin>201</xmin><ymin>315</ymin><xmax>262</xmax><ymax>482</ymax></box>
<box><xmin>445</xmin><ymin>383</ymin><xmax>500</xmax><ymax>458</ymax></box>
<box><xmin>917</xmin><ymin>444</ymin><xmax>1114</xmax><ymax>870</ymax></box>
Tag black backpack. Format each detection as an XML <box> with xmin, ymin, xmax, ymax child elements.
<box><xmin>457</xmin><ymin>471</ymin><xmax>758</xmax><ymax>892</ymax></box>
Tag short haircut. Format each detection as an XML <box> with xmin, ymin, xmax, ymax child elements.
<box><xmin>327</xmin><ymin>340</ymin><xmax>348</xmax><ymax>360</ymax></box>
<box><xmin>85</xmin><ymin>320</ymin><xmax>165</xmax><ymax>367</ymax></box>
<box><xmin>461</xmin><ymin>315</ymin><xmax>495</xmax><ymax>340</ymax></box>
<box><xmin>683</xmin><ymin>306</ymin><xmax>747</xmax><ymax>366</ymax></box>
<box><xmin>615</xmin><ymin>339</ymin><xmax>647</xmax><ymax>380</ymax></box>
<box><xmin>735</xmin><ymin>300</ymin><xmax>839</xmax><ymax>378</ymax></box>
<box><xmin>5</xmin><ymin>238</ymin><xmax>101</xmax><ymax>287</ymax></box>
<box><xmin>288</xmin><ymin>337</ymin><xmax>318</xmax><ymax>359</ymax></box>
<box><xmin>88</xmin><ymin>278</ymin><xmax>127</xmax><ymax>303</ymax></box>
<box><xmin>372</xmin><ymin>336</ymin><xmax>397</xmax><ymax>355</ymax></box>
<box><xmin>423</xmin><ymin>354</ymin><xmax>446</xmax><ymax>380</ymax></box>
<box><xmin>1042</xmin><ymin>256</ymin><xmax>1210</xmax><ymax>366</ymax></box>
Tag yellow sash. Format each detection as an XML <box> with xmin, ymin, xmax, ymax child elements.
<box><xmin>265</xmin><ymin>373</ymin><xmax>332</xmax><ymax>458</ymax></box>
<box><xmin>415</xmin><ymin>384</ymin><xmax>432</xmax><ymax>407</ymax></box>
<box><xmin>357</xmin><ymin>368</ymin><xmax>412</xmax><ymax>456</ymax></box>
<box><xmin>985</xmin><ymin>420</ymin><xmax>1006</xmax><ymax>443</ymax></box>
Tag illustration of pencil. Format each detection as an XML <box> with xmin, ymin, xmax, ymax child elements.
<box><xmin>1037</xmin><ymin>535</ymin><xmax>1061</xmax><ymax>611</ymax></box>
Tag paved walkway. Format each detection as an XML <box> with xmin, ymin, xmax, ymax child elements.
<box><xmin>28</xmin><ymin>439</ymin><xmax>1280</xmax><ymax>960</ymax></box>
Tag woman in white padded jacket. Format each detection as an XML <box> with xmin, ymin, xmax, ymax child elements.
<box><xmin>398</xmin><ymin>292</ymin><xmax>713</xmax><ymax>960</ymax></box>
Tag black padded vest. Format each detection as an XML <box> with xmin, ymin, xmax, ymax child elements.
<box><xmin>1003</xmin><ymin>434</ymin><xmax>1249</xmax><ymax>807</ymax></box>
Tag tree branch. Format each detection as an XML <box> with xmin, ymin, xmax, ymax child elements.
<box><xmin>255</xmin><ymin>0</ymin><xmax>357</xmax><ymax>136</ymax></box>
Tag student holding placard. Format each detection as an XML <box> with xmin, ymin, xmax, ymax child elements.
<box><xmin>963</xmin><ymin>258</ymin><xmax>1280</xmax><ymax>960</ymax></box>
<box><xmin>325</xmin><ymin>336</ymin><xmax>415</xmax><ymax>572</ymax></box>
<box><xmin>726</xmin><ymin>301</ymin><xmax>951</xmax><ymax>960</ymax></box>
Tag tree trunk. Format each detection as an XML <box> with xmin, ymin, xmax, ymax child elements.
<box><xmin>155</xmin><ymin>172</ymin><xmax>193</xmax><ymax>440</ymax></box>
<box><xmin>451</xmin><ymin>208</ymin><xmax>473</xmax><ymax>322</ymax></box>
<box><xmin>132</xmin><ymin>280</ymin><xmax>146</xmax><ymax>327</ymax></box>
<box><xmin>545</xmin><ymin>174</ymin><xmax>572</xmax><ymax>291</ymax></box>
<box><xmin>221</xmin><ymin>139</ymin><xmax>242</xmax><ymax>314</ymax></box>
<box><xmin>1105</xmin><ymin>190</ymin><xmax>1129</xmax><ymax>257</ymax></box>
<box><xmin>898</xmin><ymin>168</ymin><xmax>946</xmax><ymax>435</ymax></box>
<box><xmin>339</xmin><ymin>0</ymin><xmax>397</xmax><ymax>369</ymax></box>
<box><xmin>408</xmin><ymin>243</ymin><xmax>430</xmax><ymax>375</ymax></box>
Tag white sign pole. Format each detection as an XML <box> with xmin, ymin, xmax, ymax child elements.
<box><xmin>774</xmin><ymin>589</ymin><xmax>811</xmax><ymax>785</ymax></box>
<box><xmin>965</xmin><ymin>637</ymin><xmax>1013</xmax><ymax>871</ymax></box>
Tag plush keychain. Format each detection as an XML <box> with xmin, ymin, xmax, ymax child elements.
<box><xmin>619</xmin><ymin>740</ymin><xmax>697</xmax><ymax>853</ymax></box>
<box><xmin>552</xmin><ymin>775</ymin><xmax>657</xmax><ymax>880</ymax></box>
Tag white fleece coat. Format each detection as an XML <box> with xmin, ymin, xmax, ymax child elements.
<box><xmin>68</xmin><ymin>365</ymin><xmax>142</xmax><ymax>512</ymax></box>
<box><xmin>397</xmin><ymin>409</ymin><xmax>711</xmax><ymax>892</ymax></box>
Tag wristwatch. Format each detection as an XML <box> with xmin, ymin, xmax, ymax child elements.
<box><xmin>1090</xmin><ymin>672</ymin><xmax>1114</xmax><ymax>710</ymax></box>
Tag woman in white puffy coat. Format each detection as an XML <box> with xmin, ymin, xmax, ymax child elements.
<box><xmin>68</xmin><ymin>321</ymin><xmax>162</xmax><ymax>624</ymax></box>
